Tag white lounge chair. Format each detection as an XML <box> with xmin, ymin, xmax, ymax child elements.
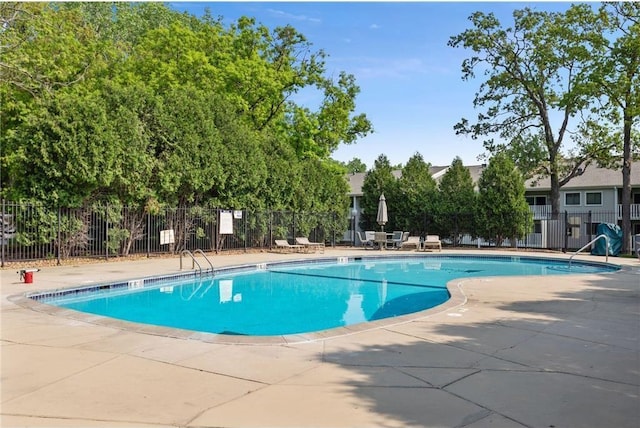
<box><xmin>400</xmin><ymin>236</ymin><xmax>421</xmax><ymax>250</ymax></box>
<box><xmin>295</xmin><ymin>237</ymin><xmax>325</xmax><ymax>253</ymax></box>
<box><xmin>274</xmin><ymin>239</ymin><xmax>305</xmax><ymax>253</ymax></box>
<box><xmin>422</xmin><ymin>235</ymin><xmax>442</xmax><ymax>252</ymax></box>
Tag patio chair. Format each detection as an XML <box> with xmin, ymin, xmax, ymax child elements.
<box><xmin>357</xmin><ymin>231</ymin><xmax>375</xmax><ymax>249</ymax></box>
<box><xmin>274</xmin><ymin>239</ymin><xmax>305</xmax><ymax>253</ymax></box>
<box><xmin>421</xmin><ymin>235</ymin><xmax>442</xmax><ymax>252</ymax></box>
<box><xmin>374</xmin><ymin>231</ymin><xmax>388</xmax><ymax>249</ymax></box>
<box><xmin>395</xmin><ymin>231</ymin><xmax>410</xmax><ymax>249</ymax></box>
<box><xmin>365</xmin><ymin>231</ymin><xmax>376</xmax><ymax>243</ymax></box>
<box><xmin>390</xmin><ymin>231</ymin><xmax>404</xmax><ymax>249</ymax></box>
<box><xmin>400</xmin><ymin>236</ymin><xmax>421</xmax><ymax>251</ymax></box>
<box><xmin>295</xmin><ymin>237</ymin><xmax>325</xmax><ymax>253</ymax></box>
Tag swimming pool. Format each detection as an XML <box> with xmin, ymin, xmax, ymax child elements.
<box><xmin>32</xmin><ymin>255</ymin><xmax>618</xmax><ymax>337</ymax></box>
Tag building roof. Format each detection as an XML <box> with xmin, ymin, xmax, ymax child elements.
<box><xmin>525</xmin><ymin>162</ymin><xmax>640</xmax><ymax>191</ymax></box>
<box><xmin>346</xmin><ymin>162</ymin><xmax>639</xmax><ymax>196</ymax></box>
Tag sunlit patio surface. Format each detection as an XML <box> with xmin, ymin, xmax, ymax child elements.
<box><xmin>2</xmin><ymin>248</ymin><xmax>639</xmax><ymax>427</ymax></box>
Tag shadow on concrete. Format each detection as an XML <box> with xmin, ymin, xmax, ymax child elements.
<box><xmin>320</xmin><ymin>269</ymin><xmax>640</xmax><ymax>427</ymax></box>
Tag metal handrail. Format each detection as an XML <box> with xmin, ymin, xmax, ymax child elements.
<box><xmin>569</xmin><ymin>234</ymin><xmax>609</xmax><ymax>267</ymax></box>
<box><xmin>180</xmin><ymin>249</ymin><xmax>214</xmax><ymax>275</ymax></box>
<box><xmin>180</xmin><ymin>249</ymin><xmax>202</xmax><ymax>273</ymax></box>
<box><xmin>193</xmin><ymin>249</ymin><xmax>214</xmax><ymax>273</ymax></box>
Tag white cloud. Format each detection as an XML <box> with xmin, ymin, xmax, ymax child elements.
<box><xmin>369</xmin><ymin>23</ymin><xmax>381</xmax><ymax>30</ymax></box>
<box><xmin>267</xmin><ymin>8</ymin><xmax>321</xmax><ymax>23</ymax></box>
<box><xmin>333</xmin><ymin>57</ymin><xmax>431</xmax><ymax>79</ymax></box>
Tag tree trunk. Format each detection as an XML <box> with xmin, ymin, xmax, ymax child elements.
<box><xmin>550</xmin><ymin>172</ymin><xmax>560</xmax><ymax>220</ymax></box>
<box><xmin>621</xmin><ymin>112</ymin><xmax>632</xmax><ymax>254</ymax></box>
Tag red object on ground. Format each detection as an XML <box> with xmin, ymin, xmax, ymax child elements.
<box><xmin>18</xmin><ymin>269</ymin><xmax>38</xmax><ymax>284</ymax></box>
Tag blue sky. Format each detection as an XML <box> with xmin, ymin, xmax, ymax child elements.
<box><xmin>170</xmin><ymin>1</ymin><xmax>574</xmax><ymax>169</ymax></box>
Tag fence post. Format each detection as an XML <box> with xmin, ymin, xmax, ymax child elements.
<box><xmin>332</xmin><ymin>212</ymin><xmax>336</xmax><ymax>247</ymax></box>
<box><xmin>183</xmin><ymin>208</ymin><xmax>188</xmax><ymax>253</ymax></box>
<box><xmin>147</xmin><ymin>211</ymin><xmax>151</xmax><ymax>258</ymax></box>
<box><xmin>1</xmin><ymin>199</ymin><xmax>5</xmax><ymax>268</ymax></box>
<box><xmin>215</xmin><ymin>208</ymin><xmax>219</xmax><ymax>254</ymax></box>
<box><xmin>210</xmin><ymin>207</ymin><xmax>215</xmax><ymax>253</ymax></box>
<box><xmin>105</xmin><ymin>203</ymin><xmax>109</xmax><ymax>261</ymax></box>
<box><xmin>563</xmin><ymin>210</ymin><xmax>569</xmax><ymax>252</ymax></box>
<box><xmin>57</xmin><ymin>206</ymin><xmax>61</xmax><ymax>266</ymax></box>
<box><xmin>244</xmin><ymin>210</ymin><xmax>247</xmax><ymax>252</ymax></box>
<box><xmin>292</xmin><ymin>211</ymin><xmax>296</xmax><ymax>243</ymax></box>
<box><xmin>269</xmin><ymin>211</ymin><xmax>273</xmax><ymax>250</ymax></box>
<box><xmin>454</xmin><ymin>213</ymin><xmax>459</xmax><ymax>247</ymax></box>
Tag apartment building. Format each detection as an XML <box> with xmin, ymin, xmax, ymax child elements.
<box><xmin>346</xmin><ymin>162</ymin><xmax>640</xmax><ymax>250</ymax></box>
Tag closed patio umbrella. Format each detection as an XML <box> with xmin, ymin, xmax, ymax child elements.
<box><xmin>376</xmin><ymin>193</ymin><xmax>388</xmax><ymax>232</ymax></box>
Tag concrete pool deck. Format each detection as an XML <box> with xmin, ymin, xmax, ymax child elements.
<box><xmin>1</xmin><ymin>249</ymin><xmax>639</xmax><ymax>427</ymax></box>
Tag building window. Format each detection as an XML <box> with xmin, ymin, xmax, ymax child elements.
<box><xmin>533</xmin><ymin>220</ymin><xmax>542</xmax><ymax>234</ymax></box>
<box><xmin>526</xmin><ymin>196</ymin><xmax>547</xmax><ymax>206</ymax></box>
<box><xmin>565</xmin><ymin>192</ymin><xmax>581</xmax><ymax>206</ymax></box>
<box><xmin>586</xmin><ymin>192</ymin><xmax>602</xmax><ymax>206</ymax></box>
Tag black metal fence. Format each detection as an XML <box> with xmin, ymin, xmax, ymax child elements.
<box><xmin>0</xmin><ymin>201</ymin><xmax>343</xmax><ymax>266</ymax></box>
<box><xmin>1</xmin><ymin>200</ymin><xmax>627</xmax><ymax>266</ymax></box>
<box><xmin>441</xmin><ymin>210</ymin><xmax>622</xmax><ymax>251</ymax></box>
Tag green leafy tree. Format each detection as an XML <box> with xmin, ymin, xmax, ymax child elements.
<box><xmin>150</xmin><ymin>87</ymin><xmax>228</xmax><ymax>206</ymax></box>
<box><xmin>476</xmin><ymin>153</ymin><xmax>533</xmax><ymax>246</ymax></box>
<box><xmin>344</xmin><ymin>158</ymin><xmax>367</xmax><ymax>173</ymax></box>
<box><xmin>449</xmin><ymin>5</ymin><xmax>610</xmax><ymax>218</ymax></box>
<box><xmin>259</xmin><ymin>131</ymin><xmax>301</xmax><ymax>210</ymax></box>
<box><xmin>205</xmin><ymin>17</ymin><xmax>372</xmax><ymax>161</ymax></box>
<box><xmin>1</xmin><ymin>2</ymin><xmax>369</xmax><ymax>221</ymax></box>
<box><xmin>312</xmin><ymin>72</ymin><xmax>373</xmax><ymax>156</ymax></box>
<box><xmin>289</xmin><ymin>159</ymin><xmax>348</xmax><ymax>212</ymax></box>
<box><xmin>585</xmin><ymin>3</ymin><xmax>640</xmax><ymax>253</ymax></box>
<box><xmin>360</xmin><ymin>155</ymin><xmax>399</xmax><ymax>231</ymax></box>
<box><xmin>0</xmin><ymin>3</ymin><xmax>104</xmax><ymax>99</ymax></box>
<box><xmin>397</xmin><ymin>153</ymin><xmax>437</xmax><ymax>236</ymax></box>
<box><xmin>289</xmin><ymin>158</ymin><xmax>349</xmax><ymax>240</ymax></box>
<box><xmin>96</xmin><ymin>80</ymin><xmax>159</xmax><ymax>207</ymax></box>
<box><xmin>1</xmin><ymin>3</ymin><xmax>110</xmax><ymax>202</ymax></box>
<box><xmin>5</xmin><ymin>87</ymin><xmax>117</xmax><ymax>206</ymax></box>
<box><xmin>437</xmin><ymin>157</ymin><xmax>477</xmax><ymax>245</ymax></box>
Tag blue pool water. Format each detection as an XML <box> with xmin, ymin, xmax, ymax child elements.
<box><xmin>39</xmin><ymin>256</ymin><xmax>617</xmax><ymax>336</ymax></box>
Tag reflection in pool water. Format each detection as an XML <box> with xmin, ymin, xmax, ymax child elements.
<box><xmin>41</xmin><ymin>256</ymin><xmax>616</xmax><ymax>336</ymax></box>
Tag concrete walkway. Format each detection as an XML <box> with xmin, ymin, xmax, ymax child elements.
<box><xmin>2</xmin><ymin>249</ymin><xmax>639</xmax><ymax>427</ymax></box>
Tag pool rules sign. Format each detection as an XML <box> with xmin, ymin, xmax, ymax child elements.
<box><xmin>219</xmin><ymin>211</ymin><xmax>233</xmax><ymax>235</ymax></box>
<box><xmin>160</xmin><ymin>229</ymin><xmax>175</xmax><ymax>245</ymax></box>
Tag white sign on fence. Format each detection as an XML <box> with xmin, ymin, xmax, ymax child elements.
<box><xmin>219</xmin><ymin>211</ymin><xmax>233</xmax><ymax>235</ymax></box>
<box><xmin>160</xmin><ymin>229</ymin><xmax>175</xmax><ymax>245</ymax></box>
<box><xmin>1</xmin><ymin>214</ymin><xmax>15</xmax><ymax>244</ymax></box>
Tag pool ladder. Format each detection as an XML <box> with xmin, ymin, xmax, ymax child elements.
<box><xmin>180</xmin><ymin>249</ymin><xmax>214</xmax><ymax>275</ymax></box>
<box><xmin>569</xmin><ymin>234</ymin><xmax>609</xmax><ymax>267</ymax></box>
